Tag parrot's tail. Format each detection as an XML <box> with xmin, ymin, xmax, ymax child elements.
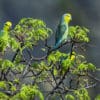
<box><xmin>47</xmin><ymin>40</ymin><xmax>62</xmax><ymax>55</ymax></box>
<box><xmin>53</xmin><ymin>39</ymin><xmax>62</xmax><ymax>50</ymax></box>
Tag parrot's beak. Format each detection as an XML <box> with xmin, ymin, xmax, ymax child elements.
<box><xmin>70</xmin><ymin>16</ymin><xmax>72</xmax><ymax>21</ymax></box>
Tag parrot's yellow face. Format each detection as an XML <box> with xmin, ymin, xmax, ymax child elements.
<box><xmin>64</xmin><ymin>13</ymin><xmax>72</xmax><ymax>23</ymax></box>
<box><xmin>5</xmin><ymin>21</ymin><xmax>12</xmax><ymax>27</ymax></box>
<box><xmin>4</xmin><ymin>21</ymin><xmax>12</xmax><ymax>31</ymax></box>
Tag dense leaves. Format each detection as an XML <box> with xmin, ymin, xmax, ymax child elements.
<box><xmin>69</xmin><ymin>26</ymin><xmax>89</xmax><ymax>42</ymax></box>
<box><xmin>0</xmin><ymin>18</ymin><xmax>99</xmax><ymax>100</ymax></box>
<box><xmin>11</xmin><ymin>85</ymin><xmax>44</xmax><ymax>100</ymax></box>
<box><xmin>11</xmin><ymin>18</ymin><xmax>52</xmax><ymax>51</ymax></box>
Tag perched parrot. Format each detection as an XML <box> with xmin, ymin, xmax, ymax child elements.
<box><xmin>54</xmin><ymin>13</ymin><xmax>72</xmax><ymax>50</ymax></box>
<box><xmin>0</xmin><ymin>21</ymin><xmax>12</xmax><ymax>52</ymax></box>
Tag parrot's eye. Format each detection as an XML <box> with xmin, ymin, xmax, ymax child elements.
<box><xmin>67</xmin><ymin>15</ymin><xmax>71</xmax><ymax>17</ymax></box>
<box><xmin>4</xmin><ymin>21</ymin><xmax>12</xmax><ymax>27</ymax></box>
<box><xmin>5</xmin><ymin>24</ymin><xmax>8</xmax><ymax>26</ymax></box>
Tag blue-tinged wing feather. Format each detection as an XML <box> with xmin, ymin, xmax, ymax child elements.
<box><xmin>55</xmin><ymin>24</ymin><xmax>66</xmax><ymax>45</ymax></box>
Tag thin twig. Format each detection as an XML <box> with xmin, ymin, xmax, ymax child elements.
<box><xmin>49</xmin><ymin>69</ymin><xmax>69</xmax><ymax>95</ymax></box>
<box><xmin>88</xmin><ymin>73</ymin><xmax>100</xmax><ymax>82</ymax></box>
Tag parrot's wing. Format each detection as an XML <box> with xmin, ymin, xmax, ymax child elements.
<box><xmin>0</xmin><ymin>30</ymin><xmax>8</xmax><ymax>41</ymax></box>
<box><xmin>55</xmin><ymin>24</ymin><xmax>66</xmax><ymax>45</ymax></box>
<box><xmin>0</xmin><ymin>30</ymin><xmax>4</xmax><ymax>37</ymax></box>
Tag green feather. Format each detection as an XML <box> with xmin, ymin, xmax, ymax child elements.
<box><xmin>0</xmin><ymin>26</ymin><xmax>10</xmax><ymax>52</ymax></box>
<box><xmin>55</xmin><ymin>21</ymin><xmax>68</xmax><ymax>49</ymax></box>
<box><xmin>54</xmin><ymin>13</ymin><xmax>72</xmax><ymax>49</ymax></box>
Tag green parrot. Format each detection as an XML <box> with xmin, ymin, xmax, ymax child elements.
<box><xmin>0</xmin><ymin>21</ymin><xmax>12</xmax><ymax>52</ymax></box>
<box><xmin>54</xmin><ymin>13</ymin><xmax>72</xmax><ymax>49</ymax></box>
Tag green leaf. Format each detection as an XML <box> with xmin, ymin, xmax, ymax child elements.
<box><xmin>15</xmin><ymin>64</ymin><xmax>25</xmax><ymax>72</ymax></box>
<box><xmin>0</xmin><ymin>92</ymin><xmax>9</xmax><ymax>100</ymax></box>
<box><xmin>9</xmin><ymin>38</ymin><xmax>20</xmax><ymax>51</ymax></box>
<box><xmin>69</xmin><ymin>26</ymin><xmax>90</xmax><ymax>42</ymax></box>
<box><xmin>53</xmin><ymin>68</ymin><xmax>58</xmax><ymax>76</ymax></box>
<box><xmin>31</xmin><ymin>62</ymin><xmax>39</xmax><ymax>68</ymax></box>
<box><xmin>77</xmin><ymin>63</ymin><xmax>88</xmax><ymax>71</ymax></box>
<box><xmin>47</xmin><ymin>51</ymin><xmax>67</xmax><ymax>64</ymax></box>
<box><xmin>65</xmin><ymin>94</ymin><xmax>75</xmax><ymax>100</ymax></box>
<box><xmin>10</xmin><ymin>86</ymin><xmax>16</xmax><ymax>92</ymax></box>
<box><xmin>77</xmin><ymin>62</ymin><xmax>96</xmax><ymax>72</ymax></box>
<box><xmin>87</xmin><ymin>63</ymin><xmax>96</xmax><ymax>71</ymax></box>
<box><xmin>95</xmin><ymin>94</ymin><xmax>100</xmax><ymax>100</ymax></box>
<box><xmin>0</xmin><ymin>39</ymin><xmax>8</xmax><ymax>52</ymax></box>
<box><xmin>61</xmin><ymin>59</ymin><xmax>72</xmax><ymax>70</ymax></box>
<box><xmin>0</xmin><ymin>81</ymin><xmax>7</xmax><ymax>89</ymax></box>
<box><xmin>41</xmin><ymin>48</ymin><xmax>46</xmax><ymax>52</ymax></box>
<box><xmin>19</xmin><ymin>84</ymin><xmax>44</xmax><ymax>100</ymax></box>
<box><xmin>1</xmin><ymin>59</ymin><xmax>14</xmax><ymax>70</ymax></box>
<box><xmin>38</xmin><ymin>61</ymin><xmax>49</xmax><ymax>71</ymax></box>
<box><xmin>69</xmin><ymin>26</ymin><xmax>76</xmax><ymax>38</ymax></box>
<box><xmin>74</xmin><ymin>88</ymin><xmax>90</xmax><ymax>100</ymax></box>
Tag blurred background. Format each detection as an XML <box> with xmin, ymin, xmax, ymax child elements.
<box><xmin>0</xmin><ymin>0</ymin><xmax>100</xmax><ymax>99</ymax></box>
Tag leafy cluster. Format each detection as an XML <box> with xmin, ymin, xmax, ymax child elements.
<box><xmin>69</xmin><ymin>26</ymin><xmax>89</xmax><ymax>42</ymax></box>
<box><xmin>65</xmin><ymin>88</ymin><xmax>90</xmax><ymax>100</ymax></box>
<box><xmin>0</xmin><ymin>18</ymin><xmax>99</xmax><ymax>100</ymax></box>
<box><xmin>11</xmin><ymin>18</ymin><xmax>52</xmax><ymax>51</ymax></box>
<box><xmin>10</xmin><ymin>85</ymin><xmax>44</xmax><ymax>100</ymax></box>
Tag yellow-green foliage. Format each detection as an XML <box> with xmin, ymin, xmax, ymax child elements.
<box><xmin>65</xmin><ymin>94</ymin><xmax>75</xmax><ymax>100</ymax></box>
<box><xmin>74</xmin><ymin>88</ymin><xmax>90</xmax><ymax>100</ymax></box>
<box><xmin>0</xmin><ymin>18</ymin><xmax>98</xmax><ymax>100</ymax></box>
<box><xmin>0</xmin><ymin>92</ymin><xmax>9</xmax><ymax>100</ymax></box>
<box><xmin>69</xmin><ymin>26</ymin><xmax>89</xmax><ymax>42</ymax></box>
<box><xmin>11</xmin><ymin>18</ymin><xmax>52</xmax><ymax>51</ymax></box>
<box><xmin>11</xmin><ymin>85</ymin><xmax>44</xmax><ymax>100</ymax></box>
<box><xmin>95</xmin><ymin>94</ymin><xmax>100</xmax><ymax>100</ymax></box>
<box><xmin>48</xmin><ymin>50</ymin><xmax>67</xmax><ymax>64</ymax></box>
<box><xmin>77</xmin><ymin>62</ymin><xmax>96</xmax><ymax>72</ymax></box>
<box><xmin>0</xmin><ymin>59</ymin><xmax>14</xmax><ymax>71</ymax></box>
<box><xmin>0</xmin><ymin>81</ymin><xmax>7</xmax><ymax>89</ymax></box>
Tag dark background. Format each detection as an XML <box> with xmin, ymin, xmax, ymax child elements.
<box><xmin>0</xmin><ymin>0</ymin><xmax>100</xmax><ymax>99</ymax></box>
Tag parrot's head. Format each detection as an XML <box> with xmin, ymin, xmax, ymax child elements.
<box><xmin>4</xmin><ymin>21</ymin><xmax>12</xmax><ymax>31</ymax></box>
<box><xmin>63</xmin><ymin>13</ymin><xmax>72</xmax><ymax>23</ymax></box>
